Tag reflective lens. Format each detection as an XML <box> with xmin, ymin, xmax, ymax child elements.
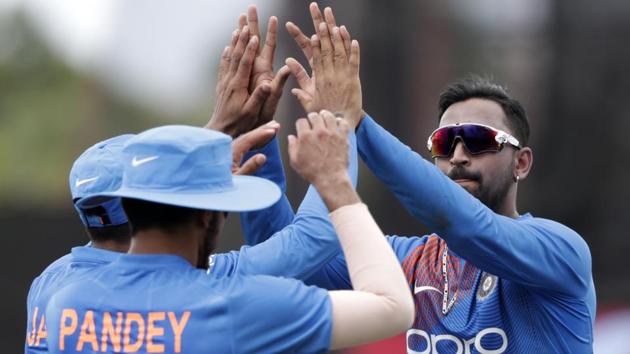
<box><xmin>428</xmin><ymin>124</ymin><xmax>510</xmax><ymax>158</ymax></box>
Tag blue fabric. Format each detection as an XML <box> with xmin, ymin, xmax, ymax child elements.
<box><xmin>213</xmin><ymin>132</ymin><xmax>358</xmax><ymax>280</ymax></box>
<box><xmin>25</xmin><ymin>246</ymin><xmax>121</xmax><ymax>353</ymax></box>
<box><xmin>45</xmin><ymin>254</ymin><xmax>332</xmax><ymax>353</ymax></box>
<box><xmin>240</xmin><ymin>136</ymin><xmax>294</xmax><ymax>246</ymax></box>
<box><xmin>240</xmin><ymin>114</ymin><xmax>596</xmax><ymax>353</ymax></box>
<box><xmin>69</xmin><ymin>134</ymin><xmax>134</xmax><ymax>227</ymax></box>
<box><xmin>77</xmin><ymin>125</ymin><xmax>280</xmax><ymax>213</ymax></box>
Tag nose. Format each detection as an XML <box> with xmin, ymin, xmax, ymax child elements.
<box><xmin>449</xmin><ymin>139</ymin><xmax>471</xmax><ymax>167</ymax></box>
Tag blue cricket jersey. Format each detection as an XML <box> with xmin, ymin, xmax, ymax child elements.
<box><xmin>25</xmin><ymin>246</ymin><xmax>121</xmax><ymax>353</ymax></box>
<box><xmin>242</xmin><ymin>114</ymin><xmax>596</xmax><ymax>353</ymax></box>
<box><xmin>42</xmin><ymin>134</ymin><xmax>359</xmax><ymax>353</ymax></box>
<box><xmin>45</xmin><ymin>254</ymin><xmax>332</xmax><ymax>353</ymax></box>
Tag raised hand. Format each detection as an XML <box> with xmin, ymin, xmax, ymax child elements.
<box><xmin>288</xmin><ymin>110</ymin><xmax>350</xmax><ymax>187</ymax></box>
<box><xmin>288</xmin><ymin>110</ymin><xmax>358</xmax><ymax>211</ymax></box>
<box><xmin>245</xmin><ymin>5</ymin><xmax>292</xmax><ymax>127</ymax></box>
<box><xmin>232</xmin><ymin>120</ymin><xmax>281</xmax><ymax>176</ymax></box>
<box><xmin>285</xmin><ymin>4</ymin><xmax>363</xmax><ymax>128</ymax></box>
<box><xmin>207</xmin><ymin>26</ymin><xmax>271</xmax><ymax>137</ymax></box>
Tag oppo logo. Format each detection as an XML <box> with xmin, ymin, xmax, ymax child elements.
<box><xmin>406</xmin><ymin>327</ymin><xmax>507</xmax><ymax>354</ymax></box>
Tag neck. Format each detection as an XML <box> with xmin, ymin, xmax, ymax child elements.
<box><xmin>91</xmin><ymin>239</ymin><xmax>130</xmax><ymax>253</ymax></box>
<box><xmin>128</xmin><ymin>227</ymin><xmax>199</xmax><ymax>266</ymax></box>
<box><xmin>496</xmin><ymin>185</ymin><xmax>519</xmax><ymax>218</ymax></box>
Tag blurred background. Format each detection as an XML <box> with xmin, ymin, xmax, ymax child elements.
<box><xmin>2</xmin><ymin>0</ymin><xmax>629</xmax><ymax>352</ymax></box>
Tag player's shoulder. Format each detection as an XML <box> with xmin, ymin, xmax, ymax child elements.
<box><xmin>38</xmin><ymin>253</ymin><xmax>73</xmax><ymax>277</ymax></box>
<box><xmin>385</xmin><ymin>233</ymin><xmax>433</xmax><ymax>260</ymax></box>
<box><xmin>523</xmin><ymin>214</ymin><xmax>590</xmax><ymax>254</ymax></box>
<box><xmin>28</xmin><ymin>253</ymin><xmax>73</xmax><ymax>297</ymax></box>
<box><xmin>222</xmin><ymin>274</ymin><xmax>329</xmax><ymax>309</ymax></box>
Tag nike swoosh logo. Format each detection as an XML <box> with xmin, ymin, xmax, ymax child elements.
<box><xmin>414</xmin><ymin>285</ymin><xmax>442</xmax><ymax>295</ymax></box>
<box><xmin>131</xmin><ymin>155</ymin><xmax>159</xmax><ymax>167</ymax></box>
<box><xmin>75</xmin><ymin>176</ymin><xmax>99</xmax><ymax>187</ymax></box>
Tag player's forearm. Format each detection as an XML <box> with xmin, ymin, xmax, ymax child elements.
<box><xmin>240</xmin><ymin>136</ymin><xmax>295</xmax><ymax>245</ymax></box>
<box><xmin>315</xmin><ymin>177</ymin><xmax>360</xmax><ymax>212</ymax></box>
<box><xmin>328</xmin><ymin>203</ymin><xmax>414</xmax><ymax>349</ymax></box>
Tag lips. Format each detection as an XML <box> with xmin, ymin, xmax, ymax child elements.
<box><xmin>454</xmin><ymin>178</ymin><xmax>477</xmax><ymax>185</ymax></box>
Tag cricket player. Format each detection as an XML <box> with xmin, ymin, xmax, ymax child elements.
<box><xmin>25</xmin><ymin>134</ymin><xmax>134</xmax><ymax>353</ymax></box>
<box><xmin>243</xmin><ymin>4</ymin><xmax>596</xmax><ymax>352</ymax></box>
<box><xmin>44</xmin><ymin>119</ymin><xmax>414</xmax><ymax>353</ymax></box>
<box><xmin>27</xmin><ymin>7</ymin><xmax>365</xmax><ymax>351</ymax></box>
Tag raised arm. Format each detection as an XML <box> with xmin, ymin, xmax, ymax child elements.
<box><xmin>240</xmin><ymin>4</ymin><xmax>362</xmax><ymax>247</ymax></box>
<box><xmin>288</xmin><ymin>110</ymin><xmax>413</xmax><ymax>349</ymax></box>
<box><xmin>356</xmin><ymin>113</ymin><xmax>591</xmax><ymax>297</ymax></box>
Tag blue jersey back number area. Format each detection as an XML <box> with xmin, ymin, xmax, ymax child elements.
<box><xmin>54</xmin><ymin>309</ymin><xmax>190</xmax><ymax>353</ymax></box>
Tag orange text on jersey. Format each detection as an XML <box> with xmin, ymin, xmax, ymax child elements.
<box><xmin>58</xmin><ymin>309</ymin><xmax>190</xmax><ymax>353</ymax></box>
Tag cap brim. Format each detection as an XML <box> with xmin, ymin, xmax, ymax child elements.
<box><xmin>77</xmin><ymin>175</ymin><xmax>281</xmax><ymax>212</ymax></box>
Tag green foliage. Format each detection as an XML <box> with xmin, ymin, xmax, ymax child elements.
<box><xmin>0</xmin><ymin>13</ymin><xmax>168</xmax><ymax>206</ymax></box>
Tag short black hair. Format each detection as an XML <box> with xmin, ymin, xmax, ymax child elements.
<box><xmin>121</xmin><ymin>198</ymin><xmax>204</xmax><ymax>235</ymax></box>
<box><xmin>438</xmin><ymin>76</ymin><xmax>530</xmax><ymax>146</ymax></box>
<box><xmin>86</xmin><ymin>223</ymin><xmax>131</xmax><ymax>243</ymax></box>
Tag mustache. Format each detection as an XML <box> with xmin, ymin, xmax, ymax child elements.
<box><xmin>448</xmin><ymin>167</ymin><xmax>481</xmax><ymax>181</ymax></box>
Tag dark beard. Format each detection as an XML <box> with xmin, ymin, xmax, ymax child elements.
<box><xmin>448</xmin><ymin>164</ymin><xmax>513</xmax><ymax>213</ymax></box>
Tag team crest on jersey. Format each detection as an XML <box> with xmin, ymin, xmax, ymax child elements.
<box><xmin>477</xmin><ymin>272</ymin><xmax>497</xmax><ymax>300</ymax></box>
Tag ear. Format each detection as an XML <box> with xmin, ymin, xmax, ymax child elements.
<box><xmin>514</xmin><ymin>147</ymin><xmax>533</xmax><ymax>181</ymax></box>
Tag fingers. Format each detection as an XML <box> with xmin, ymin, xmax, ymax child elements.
<box><xmin>233</xmin><ymin>121</ymin><xmax>280</xmax><ymax>154</ymax></box>
<box><xmin>236</xmin><ymin>153</ymin><xmax>267</xmax><ymax>175</ymax></box>
<box><xmin>308</xmin><ymin>111</ymin><xmax>325</xmax><ymax>130</ymax></box>
<box><xmin>247</xmin><ymin>5</ymin><xmax>261</xmax><ymax>51</ymax></box>
<box><xmin>261</xmin><ymin>16</ymin><xmax>278</xmax><ymax>63</ymax></box>
<box><xmin>295</xmin><ymin>117</ymin><xmax>311</xmax><ymax>137</ymax></box>
<box><xmin>320</xmin><ymin>110</ymin><xmax>336</xmax><ymax>128</ymax></box>
<box><xmin>242</xmin><ymin>83</ymin><xmax>271</xmax><ymax>118</ymax></box>
<box><xmin>259</xmin><ymin>65</ymin><xmax>291</xmax><ymax>124</ymax></box>
<box><xmin>318</xmin><ymin>22</ymin><xmax>334</xmax><ymax>70</ymax></box>
<box><xmin>285</xmin><ymin>57</ymin><xmax>311</xmax><ymax>90</ymax></box>
<box><xmin>309</xmin><ymin>2</ymin><xmax>324</xmax><ymax>34</ymax></box>
<box><xmin>217</xmin><ymin>46</ymin><xmax>230</xmax><ymax>83</ymax></box>
<box><xmin>340</xmin><ymin>25</ymin><xmax>352</xmax><ymax>57</ymax></box>
<box><xmin>323</xmin><ymin>6</ymin><xmax>337</xmax><ymax>33</ymax></box>
<box><xmin>331</xmin><ymin>26</ymin><xmax>347</xmax><ymax>67</ymax></box>
<box><xmin>310</xmin><ymin>34</ymin><xmax>323</xmax><ymax>77</ymax></box>
<box><xmin>228</xmin><ymin>26</ymin><xmax>250</xmax><ymax>76</ymax></box>
<box><xmin>287</xmin><ymin>134</ymin><xmax>298</xmax><ymax>165</ymax></box>
<box><xmin>286</xmin><ymin>21</ymin><xmax>313</xmax><ymax>62</ymax></box>
<box><xmin>291</xmin><ymin>88</ymin><xmax>313</xmax><ymax>110</ymax></box>
<box><xmin>271</xmin><ymin>65</ymin><xmax>291</xmax><ymax>93</ymax></box>
<box><xmin>234</xmin><ymin>35</ymin><xmax>259</xmax><ymax>85</ymax></box>
<box><xmin>238</xmin><ymin>13</ymin><xmax>247</xmax><ymax>31</ymax></box>
<box><xmin>349</xmin><ymin>39</ymin><xmax>360</xmax><ymax>75</ymax></box>
<box><xmin>337</xmin><ymin>115</ymin><xmax>350</xmax><ymax>135</ymax></box>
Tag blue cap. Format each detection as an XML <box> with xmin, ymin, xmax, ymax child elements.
<box><xmin>69</xmin><ymin>134</ymin><xmax>134</xmax><ymax>228</ymax></box>
<box><xmin>77</xmin><ymin>125</ymin><xmax>281</xmax><ymax>212</ymax></box>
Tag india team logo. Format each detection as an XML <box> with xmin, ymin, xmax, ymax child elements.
<box><xmin>476</xmin><ymin>272</ymin><xmax>497</xmax><ymax>300</ymax></box>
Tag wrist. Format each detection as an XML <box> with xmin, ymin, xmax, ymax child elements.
<box><xmin>206</xmin><ymin>117</ymin><xmax>238</xmax><ymax>137</ymax></box>
<box><xmin>314</xmin><ymin>175</ymin><xmax>360</xmax><ymax>211</ymax></box>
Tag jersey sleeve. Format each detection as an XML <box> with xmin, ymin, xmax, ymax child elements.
<box><xmin>239</xmin><ymin>136</ymin><xmax>295</xmax><ymax>246</ymax></box>
<box><xmin>304</xmin><ymin>235</ymin><xmax>429</xmax><ymax>290</ymax></box>
<box><xmin>210</xmin><ymin>132</ymin><xmax>359</xmax><ymax>281</ymax></box>
<box><xmin>228</xmin><ymin>275</ymin><xmax>332</xmax><ymax>353</ymax></box>
<box><xmin>356</xmin><ymin>114</ymin><xmax>592</xmax><ymax>297</ymax></box>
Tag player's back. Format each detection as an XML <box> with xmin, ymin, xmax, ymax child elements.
<box><xmin>26</xmin><ymin>247</ymin><xmax>120</xmax><ymax>353</ymax></box>
<box><xmin>45</xmin><ymin>253</ymin><xmax>332</xmax><ymax>354</ymax></box>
